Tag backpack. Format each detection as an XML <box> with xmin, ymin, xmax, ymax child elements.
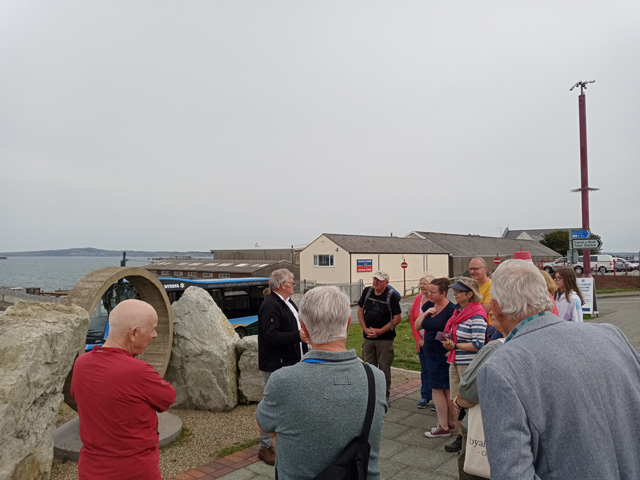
<box><xmin>312</xmin><ymin>362</ymin><xmax>376</xmax><ymax>480</ymax></box>
<box><xmin>362</xmin><ymin>286</ymin><xmax>396</xmax><ymax>331</ymax></box>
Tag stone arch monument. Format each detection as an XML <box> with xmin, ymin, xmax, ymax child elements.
<box><xmin>55</xmin><ymin>266</ymin><xmax>180</xmax><ymax>461</ymax></box>
<box><xmin>62</xmin><ymin>266</ymin><xmax>173</xmax><ymax>409</ymax></box>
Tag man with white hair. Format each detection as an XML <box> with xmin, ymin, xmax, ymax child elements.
<box><xmin>71</xmin><ymin>299</ymin><xmax>176</xmax><ymax>480</ymax></box>
<box><xmin>256</xmin><ymin>268</ymin><xmax>308</xmax><ymax>464</ymax></box>
<box><xmin>257</xmin><ymin>286</ymin><xmax>387</xmax><ymax>479</ymax></box>
<box><xmin>477</xmin><ymin>259</ymin><xmax>640</xmax><ymax>480</ymax></box>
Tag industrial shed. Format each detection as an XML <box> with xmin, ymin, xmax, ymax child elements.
<box><xmin>144</xmin><ymin>259</ymin><xmax>299</xmax><ymax>280</ymax></box>
<box><xmin>300</xmin><ymin>233</ymin><xmax>450</xmax><ymax>294</ymax></box>
<box><xmin>406</xmin><ymin>231</ymin><xmax>560</xmax><ymax>276</ymax></box>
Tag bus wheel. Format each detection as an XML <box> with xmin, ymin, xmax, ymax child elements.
<box><xmin>236</xmin><ymin>327</ymin><xmax>248</xmax><ymax>339</ymax></box>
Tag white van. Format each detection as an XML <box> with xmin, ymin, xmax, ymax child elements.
<box><xmin>578</xmin><ymin>255</ymin><xmax>614</xmax><ymax>274</ymax></box>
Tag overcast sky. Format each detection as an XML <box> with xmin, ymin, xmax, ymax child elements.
<box><xmin>1</xmin><ymin>0</ymin><xmax>639</xmax><ymax>253</ymax></box>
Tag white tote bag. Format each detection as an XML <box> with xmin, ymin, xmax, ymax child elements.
<box><xmin>463</xmin><ymin>403</ymin><xmax>490</xmax><ymax>478</ymax></box>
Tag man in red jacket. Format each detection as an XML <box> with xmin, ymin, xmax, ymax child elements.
<box><xmin>71</xmin><ymin>299</ymin><xmax>176</xmax><ymax>480</ymax></box>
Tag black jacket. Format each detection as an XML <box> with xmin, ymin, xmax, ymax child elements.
<box><xmin>257</xmin><ymin>292</ymin><xmax>308</xmax><ymax>372</ymax></box>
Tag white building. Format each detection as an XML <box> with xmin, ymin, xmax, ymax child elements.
<box><xmin>300</xmin><ymin>234</ymin><xmax>449</xmax><ymax>293</ymax></box>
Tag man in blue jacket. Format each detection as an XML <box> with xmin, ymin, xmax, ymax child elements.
<box><xmin>256</xmin><ymin>268</ymin><xmax>308</xmax><ymax>465</ymax></box>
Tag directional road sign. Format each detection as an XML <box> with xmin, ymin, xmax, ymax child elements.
<box><xmin>572</xmin><ymin>239</ymin><xmax>602</xmax><ymax>249</ymax></box>
<box><xmin>572</xmin><ymin>230</ymin><xmax>591</xmax><ymax>239</ymax></box>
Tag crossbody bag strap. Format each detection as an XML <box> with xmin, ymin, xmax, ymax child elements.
<box><xmin>361</xmin><ymin>362</ymin><xmax>376</xmax><ymax>442</ymax></box>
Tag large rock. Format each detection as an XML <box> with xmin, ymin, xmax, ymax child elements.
<box><xmin>237</xmin><ymin>336</ymin><xmax>263</xmax><ymax>402</ymax></box>
<box><xmin>0</xmin><ymin>301</ymin><xmax>89</xmax><ymax>480</ymax></box>
<box><xmin>165</xmin><ymin>287</ymin><xmax>238</xmax><ymax>411</ymax></box>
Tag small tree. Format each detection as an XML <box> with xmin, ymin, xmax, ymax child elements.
<box><xmin>540</xmin><ymin>230</ymin><xmax>603</xmax><ymax>257</ymax></box>
<box><xmin>540</xmin><ymin>230</ymin><xmax>570</xmax><ymax>256</ymax></box>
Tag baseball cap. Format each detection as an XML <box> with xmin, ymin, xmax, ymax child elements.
<box><xmin>373</xmin><ymin>270</ymin><xmax>389</xmax><ymax>281</ymax></box>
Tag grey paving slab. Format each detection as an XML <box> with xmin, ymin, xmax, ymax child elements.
<box><xmin>389</xmin><ymin>466</ymin><xmax>457</xmax><ymax>480</ymax></box>
<box><xmin>381</xmin><ymin>421</ymin><xmax>412</xmax><ymax>440</ymax></box>
<box><xmin>434</xmin><ymin>452</ymin><xmax>460</xmax><ymax>478</ymax></box>
<box><xmin>388</xmin><ymin>397</ymin><xmax>420</xmax><ymax>412</ymax></box>
<box><xmin>384</xmin><ymin>407</ymin><xmax>412</xmax><ymax>423</ymax></box>
<box><xmin>245</xmin><ymin>461</ymin><xmax>275</xmax><ymax>476</ymax></box>
<box><xmin>378</xmin><ymin>438</ymin><xmax>405</xmax><ymax>460</ymax></box>
<box><xmin>395</xmin><ymin>411</ymin><xmax>435</xmax><ymax>427</ymax></box>
<box><xmin>392</xmin><ymin>426</ymin><xmax>450</xmax><ymax>449</ymax></box>
<box><xmin>379</xmin><ymin>459</ymin><xmax>406</xmax><ymax>479</ymax></box>
<box><xmin>387</xmin><ymin>444</ymin><xmax>456</xmax><ymax>470</ymax></box>
<box><xmin>217</xmin><ymin>469</ymin><xmax>261</xmax><ymax>480</ymax></box>
<box><xmin>402</xmin><ymin>391</ymin><xmax>422</xmax><ymax>401</ymax></box>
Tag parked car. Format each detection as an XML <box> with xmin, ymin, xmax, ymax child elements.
<box><xmin>613</xmin><ymin>258</ymin><xmax>633</xmax><ymax>272</ymax></box>
<box><xmin>542</xmin><ymin>256</ymin><xmax>584</xmax><ymax>274</ymax></box>
<box><xmin>628</xmin><ymin>260</ymin><xmax>639</xmax><ymax>271</ymax></box>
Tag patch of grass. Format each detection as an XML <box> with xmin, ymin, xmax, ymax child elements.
<box><xmin>160</xmin><ymin>426</ymin><xmax>192</xmax><ymax>451</ymax></box>
<box><xmin>596</xmin><ymin>288</ymin><xmax>640</xmax><ymax>294</ymax></box>
<box><xmin>216</xmin><ymin>438</ymin><xmax>259</xmax><ymax>458</ymax></box>
<box><xmin>346</xmin><ymin>314</ymin><xmax>421</xmax><ymax>372</ymax></box>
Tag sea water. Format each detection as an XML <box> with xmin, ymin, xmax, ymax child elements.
<box><xmin>0</xmin><ymin>257</ymin><xmax>152</xmax><ymax>291</ymax></box>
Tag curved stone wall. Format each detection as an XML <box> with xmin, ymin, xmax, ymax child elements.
<box><xmin>63</xmin><ymin>267</ymin><xmax>173</xmax><ymax>409</ymax></box>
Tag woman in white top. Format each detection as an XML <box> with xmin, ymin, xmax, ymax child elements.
<box><xmin>553</xmin><ymin>267</ymin><xmax>584</xmax><ymax>322</ymax></box>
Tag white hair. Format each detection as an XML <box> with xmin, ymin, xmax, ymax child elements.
<box><xmin>269</xmin><ymin>268</ymin><xmax>293</xmax><ymax>291</ymax></box>
<box><xmin>491</xmin><ymin>260</ymin><xmax>554</xmax><ymax>320</ymax></box>
<box><xmin>299</xmin><ymin>286</ymin><xmax>350</xmax><ymax>345</ymax></box>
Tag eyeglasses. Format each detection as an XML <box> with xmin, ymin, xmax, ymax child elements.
<box><xmin>283</xmin><ymin>281</ymin><xmax>296</xmax><ymax>286</ymax></box>
<box><xmin>469</xmin><ymin>267</ymin><xmax>485</xmax><ymax>272</ymax></box>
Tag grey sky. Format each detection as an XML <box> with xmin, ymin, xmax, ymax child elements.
<box><xmin>1</xmin><ymin>0</ymin><xmax>639</xmax><ymax>252</ymax></box>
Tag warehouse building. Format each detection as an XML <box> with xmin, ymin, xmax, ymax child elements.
<box><xmin>300</xmin><ymin>234</ymin><xmax>450</xmax><ymax>295</ymax></box>
<box><xmin>406</xmin><ymin>231</ymin><xmax>560</xmax><ymax>276</ymax></box>
<box><xmin>144</xmin><ymin>259</ymin><xmax>299</xmax><ymax>280</ymax></box>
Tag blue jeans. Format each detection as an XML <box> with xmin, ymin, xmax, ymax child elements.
<box><xmin>419</xmin><ymin>346</ymin><xmax>432</xmax><ymax>401</ymax></box>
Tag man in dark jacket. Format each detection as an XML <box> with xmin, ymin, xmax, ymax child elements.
<box><xmin>358</xmin><ymin>270</ymin><xmax>402</xmax><ymax>404</ymax></box>
<box><xmin>256</xmin><ymin>268</ymin><xmax>307</xmax><ymax>465</ymax></box>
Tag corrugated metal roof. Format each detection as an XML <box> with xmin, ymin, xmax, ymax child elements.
<box><xmin>411</xmin><ymin>231</ymin><xmax>560</xmax><ymax>257</ymax></box>
<box><xmin>143</xmin><ymin>259</ymin><xmax>291</xmax><ymax>274</ymax></box>
<box><xmin>322</xmin><ymin>234</ymin><xmax>449</xmax><ymax>254</ymax></box>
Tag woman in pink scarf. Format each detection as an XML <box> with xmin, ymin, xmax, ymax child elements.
<box><xmin>439</xmin><ymin>277</ymin><xmax>487</xmax><ymax>453</ymax></box>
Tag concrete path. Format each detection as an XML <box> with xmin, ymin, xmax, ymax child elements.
<box><xmin>169</xmin><ymin>294</ymin><xmax>640</xmax><ymax>480</ymax></box>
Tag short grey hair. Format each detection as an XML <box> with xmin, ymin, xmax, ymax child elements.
<box><xmin>420</xmin><ymin>274</ymin><xmax>435</xmax><ymax>283</ymax></box>
<box><xmin>269</xmin><ymin>268</ymin><xmax>293</xmax><ymax>291</ymax></box>
<box><xmin>299</xmin><ymin>286</ymin><xmax>350</xmax><ymax>345</ymax></box>
<box><xmin>491</xmin><ymin>259</ymin><xmax>554</xmax><ymax>320</ymax></box>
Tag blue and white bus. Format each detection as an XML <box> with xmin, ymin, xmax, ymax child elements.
<box><xmin>158</xmin><ymin>277</ymin><xmax>270</xmax><ymax>338</ymax></box>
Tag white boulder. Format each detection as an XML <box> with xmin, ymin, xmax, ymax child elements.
<box><xmin>165</xmin><ymin>287</ymin><xmax>238</xmax><ymax>411</ymax></box>
<box><xmin>0</xmin><ymin>301</ymin><xmax>89</xmax><ymax>480</ymax></box>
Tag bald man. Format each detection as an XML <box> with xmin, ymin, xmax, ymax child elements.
<box><xmin>71</xmin><ymin>300</ymin><xmax>176</xmax><ymax>480</ymax></box>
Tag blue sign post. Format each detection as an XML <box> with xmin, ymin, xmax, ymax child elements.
<box><xmin>572</xmin><ymin>230</ymin><xmax>590</xmax><ymax>239</ymax></box>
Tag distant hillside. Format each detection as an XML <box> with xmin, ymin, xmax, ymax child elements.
<box><xmin>0</xmin><ymin>247</ymin><xmax>212</xmax><ymax>258</ymax></box>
